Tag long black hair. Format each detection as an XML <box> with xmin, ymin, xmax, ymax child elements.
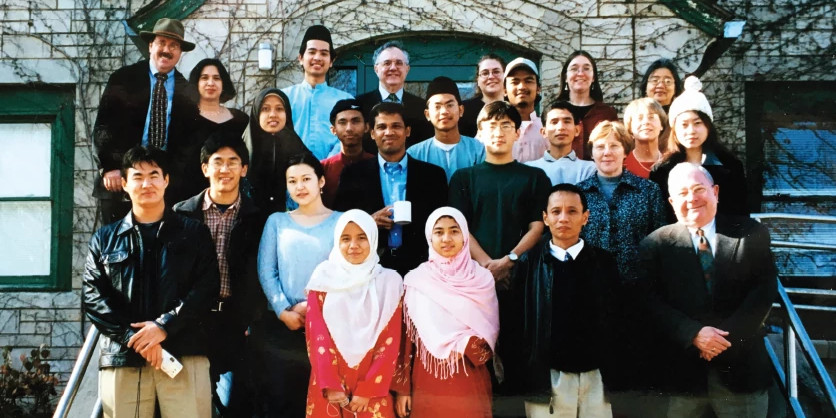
<box><xmin>556</xmin><ymin>50</ymin><xmax>604</xmax><ymax>102</ymax></box>
<box><xmin>639</xmin><ymin>59</ymin><xmax>683</xmax><ymax>102</ymax></box>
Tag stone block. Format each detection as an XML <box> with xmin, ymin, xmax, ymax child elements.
<box><xmin>20</xmin><ymin>322</ymin><xmax>36</xmax><ymax>334</ymax></box>
<box><xmin>31</xmin><ymin>10</ymin><xmax>72</xmax><ymax>34</ymax></box>
<box><xmin>0</xmin><ymin>310</ymin><xmax>20</xmax><ymax>334</ymax></box>
<box><xmin>2</xmin><ymin>35</ymin><xmax>52</xmax><ymax>59</ymax></box>
<box><xmin>72</xmin><ymin>207</ymin><xmax>97</xmax><ymax>234</ymax></box>
<box><xmin>599</xmin><ymin>1</ymin><xmax>634</xmax><ymax>17</ymax></box>
<box><xmin>0</xmin><ymin>334</ymin><xmax>51</xmax><ymax>347</ymax></box>
<box><xmin>51</xmin><ymin>321</ymin><xmax>83</xmax><ymax>347</ymax></box>
<box><xmin>57</xmin><ymin>0</ymin><xmax>76</xmax><ymax>9</ymax></box>
<box><xmin>73</xmin><ymin>170</ymin><xmax>96</xmax><ymax>207</ymax></box>
<box><xmin>20</xmin><ymin>309</ymin><xmax>81</xmax><ymax>322</ymax></box>
<box><xmin>583</xmin><ymin>18</ymin><xmax>633</xmax><ymax>45</ymax></box>
<box><xmin>636</xmin><ymin>2</ymin><xmax>675</xmax><ymax>17</ymax></box>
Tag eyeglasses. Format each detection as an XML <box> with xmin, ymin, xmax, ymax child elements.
<box><xmin>209</xmin><ymin>160</ymin><xmax>242</xmax><ymax>169</ymax></box>
<box><xmin>377</xmin><ymin>60</ymin><xmax>407</xmax><ymax>68</ymax></box>
<box><xmin>478</xmin><ymin>69</ymin><xmax>503</xmax><ymax>78</ymax></box>
<box><xmin>649</xmin><ymin>77</ymin><xmax>674</xmax><ymax>87</ymax></box>
<box><xmin>482</xmin><ymin>122</ymin><xmax>516</xmax><ymax>133</ymax></box>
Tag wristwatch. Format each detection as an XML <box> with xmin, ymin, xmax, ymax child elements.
<box><xmin>507</xmin><ymin>251</ymin><xmax>519</xmax><ymax>262</ymax></box>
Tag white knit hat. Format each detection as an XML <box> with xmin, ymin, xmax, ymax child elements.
<box><xmin>667</xmin><ymin>75</ymin><xmax>713</xmax><ymax>126</ymax></box>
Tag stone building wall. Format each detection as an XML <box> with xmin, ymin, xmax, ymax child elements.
<box><xmin>0</xmin><ymin>0</ymin><xmax>831</xmax><ymax>394</ymax></box>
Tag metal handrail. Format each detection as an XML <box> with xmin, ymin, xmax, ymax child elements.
<box><xmin>53</xmin><ymin>326</ymin><xmax>100</xmax><ymax>418</ymax></box>
<box><xmin>750</xmin><ymin>213</ymin><xmax>836</xmax><ymax>224</ymax></box>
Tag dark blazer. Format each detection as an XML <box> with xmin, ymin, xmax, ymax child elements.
<box><xmin>356</xmin><ymin>89</ymin><xmax>434</xmax><ymax>152</ymax></box>
<box><xmin>638</xmin><ymin>215</ymin><xmax>777</xmax><ymax>394</ymax></box>
<box><xmin>333</xmin><ymin>155</ymin><xmax>448</xmax><ymax>275</ymax></box>
<box><xmin>173</xmin><ymin>191</ymin><xmax>268</xmax><ymax>332</ymax></box>
<box><xmin>92</xmin><ymin>59</ymin><xmax>199</xmax><ymax>204</ymax></box>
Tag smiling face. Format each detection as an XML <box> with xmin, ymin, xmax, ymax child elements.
<box><xmin>631</xmin><ymin>108</ymin><xmax>663</xmax><ymax>143</ymax></box>
<box><xmin>286</xmin><ymin>163</ymin><xmax>325</xmax><ymax>207</ymax></box>
<box><xmin>299</xmin><ymin>39</ymin><xmax>332</xmax><ymax>78</ymax></box>
<box><xmin>591</xmin><ymin>133</ymin><xmax>626</xmax><ymax>177</ymax></box>
<box><xmin>477</xmin><ymin>59</ymin><xmax>504</xmax><ymax>97</ymax></box>
<box><xmin>259</xmin><ymin>95</ymin><xmax>287</xmax><ymax>134</ymax></box>
<box><xmin>505</xmin><ymin>67</ymin><xmax>539</xmax><ymax>108</ymax></box>
<box><xmin>566</xmin><ymin>55</ymin><xmax>594</xmax><ymax>95</ymax></box>
<box><xmin>339</xmin><ymin>221</ymin><xmax>371</xmax><ymax>264</ymax></box>
<box><xmin>202</xmin><ymin>146</ymin><xmax>247</xmax><ymax>195</ymax></box>
<box><xmin>425</xmin><ymin>93</ymin><xmax>463</xmax><ymax>132</ymax></box>
<box><xmin>330</xmin><ymin>109</ymin><xmax>367</xmax><ymax>148</ymax></box>
<box><xmin>197</xmin><ymin>65</ymin><xmax>222</xmax><ymax>102</ymax></box>
<box><xmin>374</xmin><ymin>47</ymin><xmax>409</xmax><ymax>92</ymax></box>
<box><xmin>477</xmin><ymin>115</ymin><xmax>519</xmax><ymax>157</ymax></box>
<box><xmin>122</xmin><ymin>162</ymin><xmax>169</xmax><ymax>208</ymax></box>
<box><xmin>431</xmin><ymin>216</ymin><xmax>464</xmax><ymax>258</ymax></box>
<box><xmin>371</xmin><ymin>112</ymin><xmax>409</xmax><ymax>159</ymax></box>
<box><xmin>646</xmin><ymin>68</ymin><xmax>676</xmax><ymax>106</ymax></box>
<box><xmin>543</xmin><ymin>191</ymin><xmax>589</xmax><ymax>249</ymax></box>
<box><xmin>148</xmin><ymin>36</ymin><xmax>182</xmax><ymax>74</ymax></box>
<box><xmin>541</xmin><ymin>108</ymin><xmax>580</xmax><ymax>149</ymax></box>
<box><xmin>668</xmin><ymin>167</ymin><xmax>719</xmax><ymax>228</ymax></box>
<box><xmin>674</xmin><ymin>111</ymin><xmax>708</xmax><ymax>151</ymax></box>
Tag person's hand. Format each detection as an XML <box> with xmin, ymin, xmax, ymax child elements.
<box><xmin>395</xmin><ymin>395</ymin><xmax>412</xmax><ymax>417</ymax></box>
<box><xmin>141</xmin><ymin>344</ymin><xmax>163</xmax><ymax>369</ymax></box>
<box><xmin>325</xmin><ymin>389</ymin><xmax>348</xmax><ymax>405</ymax></box>
<box><xmin>127</xmin><ymin>321</ymin><xmax>167</xmax><ymax>354</ymax></box>
<box><xmin>372</xmin><ymin>206</ymin><xmax>394</xmax><ymax>230</ymax></box>
<box><xmin>291</xmin><ymin>301</ymin><xmax>308</xmax><ymax>317</ymax></box>
<box><xmin>692</xmin><ymin>326</ymin><xmax>731</xmax><ymax>361</ymax></box>
<box><xmin>484</xmin><ymin>257</ymin><xmax>513</xmax><ymax>288</ymax></box>
<box><xmin>349</xmin><ymin>395</ymin><xmax>370</xmax><ymax>413</ymax></box>
<box><xmin>279</xmin><ymin>310</ymin><xmax>305</xmax><ymax>331</ymax></box>
<box><xmin>102</xmin><ymin>170</ymin><xmax>122</xmax><ymax>192</ymax></box>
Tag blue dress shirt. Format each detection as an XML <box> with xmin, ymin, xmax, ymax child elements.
<box><xmin>378</xmin><ymin>154</ymin><xmax>407</xmax><ymax>248</ymax></box>
<box><xmin>142</xmin><ymin>61</ymin><xmax>175</xmax><ymax>148</ymax></box>
<box><xmin>282</xmin><ymin>82</ymin><xmax>353</xmax><ymax>159</ymax></box>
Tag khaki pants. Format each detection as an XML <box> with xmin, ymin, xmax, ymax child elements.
<box><xmin>99</xmin><ymin>355</ymin><xmax>211</xmax><ymax>418</ymax></box>
<box><xmin>525</xmin><ymin>369</ymin><xmax>612</xmax><ymax>418</ymax></box>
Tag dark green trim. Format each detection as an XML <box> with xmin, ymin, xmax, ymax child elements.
<box><xmin>0</xmin><ymin>86</ymin><xmax>75</xmax><ymax>291</ymax></box>
<box><xmin>659</xmin><ymin>0</ymin><xmax>735</xmax><ymax>38</ymax></box>
<box><xmin>0</xmin><ymin>197</ymin><xmax>50</xmax><ymax>201</ymax></box>
<box><xmin>124</xmin><ymin>0</ymin><xmax>206</xmax><ymax>56</ymax></box>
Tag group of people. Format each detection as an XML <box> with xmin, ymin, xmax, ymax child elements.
<box><xmin>82</xmin><ymin>16</ymin><xmax>777</xmax><ymax>418</ymax></box>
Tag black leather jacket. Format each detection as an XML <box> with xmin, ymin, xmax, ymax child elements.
<box><xmin>82</xmin><ymin>210</ymin><xmax>219</xmax><ymax>368</ymax></box>
<box><xmin>173</xmin><ymin>191</ymin><xmax>268</xmax><ymax>331</ymax></box>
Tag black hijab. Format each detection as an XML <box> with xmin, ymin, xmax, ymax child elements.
<box><xmin>245</xmin><ymin>87</ymin><xmax>310</xmax><ymax>213</ymax></box>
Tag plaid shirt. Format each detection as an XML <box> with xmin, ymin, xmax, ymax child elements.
<box><xmin>202</xmin><ymin>192</ymin><xmax>240</xmax><ymax>299</ymax></box>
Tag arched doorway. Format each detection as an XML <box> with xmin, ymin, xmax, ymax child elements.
<box><xmin>330</xmin><ymin>32</ymin><xmax>541</xmax><ymax>99</ymax></box>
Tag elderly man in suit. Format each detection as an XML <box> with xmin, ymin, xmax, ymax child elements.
<box><xmin>93</xmin><ymin>18</ymin><xmax>198</xmax><ymax>225</ymax></box>
<box><xmin>356</xmin><ymin>41</ymin><xmax>433</xmax><ymax>152</ymax></box>
<box><xmin>638</xmin><ymin>162</ymin><xmax>777</xmax><ymax>417</ymax></box>
<box><xmin>334</xmin><ymin>101</ymin><xmax>447</xmax><ymax>275</ymax></box>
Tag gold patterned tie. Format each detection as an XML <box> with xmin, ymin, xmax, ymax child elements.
<box><xmin>149</xmin><ymin>72</ymin><xmax>168</xmax><ymax>149</ymax></box>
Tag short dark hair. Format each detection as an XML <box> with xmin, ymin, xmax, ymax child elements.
<box><xmin>546</xmin><ymin>183</ymin><xmax>588</xmax><ymax>212</ymax></box>
<box><xmin>639</xmin><ymin>58</ymin><xmax>683</xmax><ymax>100</ymax></box>
<box><xmin>542</xmin><ymin>100</ymin><xmax>576</xmax><ymax>124</ymax></box>
<box><xmin>121</xmin><ymin>146</ymin><xmax>171</xmax><ymax>178</ymax></box>
<box><xmin>188</xmin><ymin>58</ymin><xmax>236</xmax><ymax>103</ymax></box>
<box><xmin>200</xmin><ymin>132</ymin><xmax>250</xmax><ymax>166</ymax></box>
<box><xmin>286</xmin><ymin>152</ymin><xmax>325</xmax><ymax>180</ymax></box>
<box><xmin>368</xmin><ymin>102</ymin><xmax>405</xmax><ymax>126</ymax></box>
<box><xmin>476</xmin><ymin>101</ymin><xmax>522</xmax><ymax>130</ymax></box>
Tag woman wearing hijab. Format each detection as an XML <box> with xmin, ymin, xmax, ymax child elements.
<box><xmin>245</xmin><ymin>87</ymin><xmax>310</xmax><ymax>214</ymax></box>
<box><xmin>305</xmin><ymin>209</ymin><xmax>404</xmax><ymax>417</ymax></box>
<box><xmin>393</xmin><ymin>207</ymin><xmax>499</xmax><ymax>418</ymax></box>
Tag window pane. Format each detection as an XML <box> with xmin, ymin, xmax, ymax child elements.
<box><xmin>0</xmin><ymin>201</ymin><xmax>51</xmax><ymax>276</ymax></box>
<box><xmin>763</xmin><ymin>124</ymin><xmax>836</xmax><ymax>196</ymax></box>
<box><xmin>0</xmin><ymin>123</ymin><xmax>52</xmax><ymax>198</ymax></box>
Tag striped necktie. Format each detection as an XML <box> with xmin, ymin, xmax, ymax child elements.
<box><xmin>696</xmin><ymin>228</ymin><xmax>715</xmax><ymax>294</ymax></box>
<box><xmin>385</xmin><ymin>93</ymin><xmax>399</xmax><ymax>103</ymax></box>
<box><xmin>149</xmin><ymin>72</ymin><xmax>168</xmax><ymax>149</ymax></box>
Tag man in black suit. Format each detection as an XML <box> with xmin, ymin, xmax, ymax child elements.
<box><xmin>356</xmin><ymin>41</ymin><xmax>433</xmax><ymax>152</ymax></box>
<box><xmin>334</xmin><ymin>102</ymin><xmax>447</xmax><ymax>275</ymax></box>
<box><xmin>639</xmin><ymin>162</ymin><xmax>777</xmax><ymax>416</ymax></box>
<box><xmin>93</xmin><ymin>18</ymin><xmax>198</xmax><ymax>225</ymax></box>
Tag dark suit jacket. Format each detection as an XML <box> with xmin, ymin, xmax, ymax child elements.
<box><xmin>638</xmin><ymin>215</ymin><xmax>777</xmax><ymax>394</ymax></box>
<box><xmin>333</xmin><ymin>155</ymin><xmax>448</xmax><ymax>274</ymax></box>
<box><xmin>92</xmin><ymin>59</ymin><xmax>198</xmax><ymax>204</ymax></box>
<box><xmin>356</xmin><ymin>89</ymin><xmax>434</xmax><ymax>152</ymax></box>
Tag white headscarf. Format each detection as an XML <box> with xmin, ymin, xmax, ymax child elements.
<box><xmin>306</xmin><ymin>209</ymin><xmax>403</xmax><ymax>368</ymax></box>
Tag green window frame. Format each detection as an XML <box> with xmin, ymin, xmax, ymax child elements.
<box><xmin>0</xmin><ymin>86</ymin><xmax>75</xmax><ymax>290</ymax></box>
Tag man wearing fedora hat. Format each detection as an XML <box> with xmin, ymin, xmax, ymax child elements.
<box><xmin>93</xmin><ymin>18</ymin><xmax>199</xmax><ymax>226</ymax></box>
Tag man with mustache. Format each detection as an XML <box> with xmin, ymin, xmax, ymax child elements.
<box><xmin>93</xmin><ymin>18</ymin><xmax>198</xmax><ymax>225</ymax></box>
<box><xmin>356</xmin><ymin>41</ymin><xmax>433</xmax><ymax>152</ymax></box>
<box><xmin>504</xmin><ymin>57</ymin><xmax>547</xmax><ymax>163</ymax></box>
<box><xmin>281</xmin><ymin>25</ymin><xmax>353</xmax><ymax>160</ymax></box>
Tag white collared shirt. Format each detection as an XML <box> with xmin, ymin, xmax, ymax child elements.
<box><xmin>549</xmin><ymin>238</ymin><xmax>585</xmax><ymax>261</ymax></box>
<box><xmin>687</xmin><ymin>219</ymin><xmax>717</xmax><ymax>256</ymax></box>
<box><xmin>378</xmin><ymin>85</ymin><xmax>404</xmax><ymax>102</ymax></box>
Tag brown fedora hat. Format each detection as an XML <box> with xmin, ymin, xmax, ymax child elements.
<box><xmin>139</xmin><ymin>18</ymin><xmax>195</xmax><ymax>51</ymax></box>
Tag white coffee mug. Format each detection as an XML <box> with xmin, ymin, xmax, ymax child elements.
<box><xmin>393</xmin><ymin>201</ymin><xmax>412</xmax><ymax>225</ymax></box>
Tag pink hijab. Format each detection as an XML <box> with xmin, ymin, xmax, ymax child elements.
<box><xmin>403</xmin><ymin>207</ymin><xmax>499</xmax><ymax>379</ymax></box>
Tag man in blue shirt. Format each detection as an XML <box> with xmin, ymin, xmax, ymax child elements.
<box><xmin>407</xmin><ymin>76</ymin><xmax>486</xmax><ymax>182</ymax></box>
<box><xmin>526</xmin><ymin>100</ymin><xmax>597</xmax><ymax>185</ymax></box>
<box><xmin>282</xmin><ymin>25</ymin><xmax>353</xmax><ymax>160</ymax></box>
<box><xmin>93</xmin><ymin>18</ymin><xmax>198</xmax><ymax>225</ymax></box>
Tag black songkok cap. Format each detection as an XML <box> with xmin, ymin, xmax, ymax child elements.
<box><xmin>299</xmin><ymin>25</ymin><xmax>334</xmax><ymax>56</ymax></box>
<box><xmin>425</xmin><ymin>76</ymin><xmax>462</xmax><ymax>105</ymax></box>
<box><xmin>329</xmin><ymin>99</ymin><xmax>363</xmax><ymax>125</ymax></box>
